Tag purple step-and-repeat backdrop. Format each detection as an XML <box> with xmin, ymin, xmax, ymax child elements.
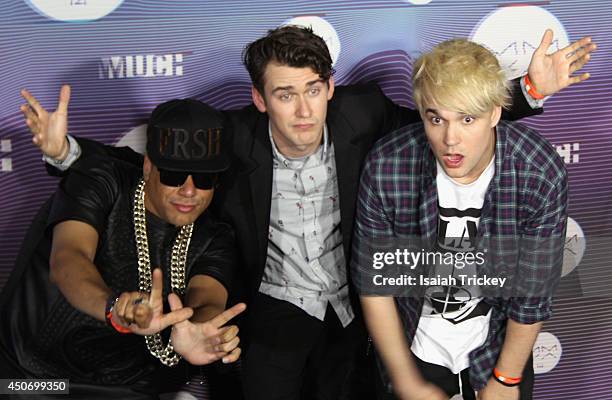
<box><xmin>1</xmin><ymin>1</ymin><xmax>611</xmax><ymax>398</ymax></box>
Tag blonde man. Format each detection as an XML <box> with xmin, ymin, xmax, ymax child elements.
<box><xmin>352</xmin><ymin>39</ymin><xmax>567</xmax><ymax>400</ymax></box>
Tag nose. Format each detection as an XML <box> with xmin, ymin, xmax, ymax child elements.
<box><xmin>443</xmin><ymin>123</ymin><xmax>461</xmax><ymax>147</ymax></box>
<box><xmin>295</xmin><ymin>95</ymin><xmax>312</xmax><ymax>118</ymax></box>
<box><xmin>178</xmin><ymin>175</ymin><xmax>196</xmax><ymax>197</ymax></box>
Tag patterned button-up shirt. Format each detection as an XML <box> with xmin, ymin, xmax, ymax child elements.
<box><xmin>259</xmin><ymin>125</ymin><xmax>354</xmax><ymax>327</ymax></box>
<box><xmin>351</xmin><ymin>120</ymin><xmax>567</xmax><ymax>390</ymax></box>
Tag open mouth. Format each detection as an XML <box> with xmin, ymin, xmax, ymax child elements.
<box><xmin>443</xmin><ymin>154</ymin><xmax>464</xmax><ymax>168</ymax></box>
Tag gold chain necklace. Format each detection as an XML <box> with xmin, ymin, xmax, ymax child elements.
<box><xmin>133</xmin><ymin>178</ymin><xmax>194</xmax><ymax>367</ymax></box>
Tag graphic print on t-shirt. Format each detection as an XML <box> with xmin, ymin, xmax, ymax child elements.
<box><xmin>411</xmin><ymin>159</ymin><xmax>495</xmax><ymax>373</ymax></box>
<box><xmin>426</xmin><ymin>204</ymin><xmax>490</xmax><ymax>322</ymax></box>
<box><xmin>423</xmin><ymin>159</ymin><xmax>496</xmax><ymax>324</ymax></box>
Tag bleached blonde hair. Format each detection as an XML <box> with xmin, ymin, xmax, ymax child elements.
<box><xmin>412</xmin><ymin>39</ymin><xmax>511</xmax><ymax>115</ymax></box>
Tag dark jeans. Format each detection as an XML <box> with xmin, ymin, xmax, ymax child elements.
<box><xmin>377</xmin><ymin>354</ymin><xmax>534</xmax><ymax>400</ymax></box>
<box><xmin>242</xmin><ymin>293</ymin><xmax>368</xmax><ymax>400</ymax></box>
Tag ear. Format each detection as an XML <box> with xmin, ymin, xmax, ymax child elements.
<box><xmin>252</xmin><ymin>86</ymin><xmax>267</xmax><ymax>113</ymax></box>
<box><xmin>326</xmin><ymin>76</ymin><xmax>335</xmax><ymax>101</ymax></box>
<box><xmin>143</xmin><ymin>154</ymin><xmax>152</xmax><ymax>181</ymax></box>
<box><xmin>490</xmin><ymin>105</ymin><xmax>502</xmax><ymax>128</ymax></box>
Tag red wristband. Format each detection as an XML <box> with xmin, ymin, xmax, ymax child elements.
<box><xmin>106</xmin><ymin>310</ymin><xmax>132</xmax><ymax>334</ymax></box>
<box><xmin>493</xmin><ymin>368</ymin><xmax>522</xmax><ymax>387</ymax></box>
<box><xmin>524</xmin><ymin>74</ymin><xmax>545</xmax><ymax>100</ymax></box>
<box><xmin>105</xmin><ymin>294</ymin><xmax>131</xmax><ymax>334</ymax></box>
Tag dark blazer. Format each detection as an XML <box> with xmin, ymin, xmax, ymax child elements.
<box><xmin>215</xmin><ymin>84</ymin><xmax>418</xmax><ymax>300</ymax></box>
<box><xmin>72</xmin><ymin>80</ymin><xmax>540</xmax><ymax>306</ymax></box>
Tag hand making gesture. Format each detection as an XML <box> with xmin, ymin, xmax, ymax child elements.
<box><xmin>109</xmin><ymin>268</ymin><xmax>194</xmax><ymax>336</ymax></box>
<box><xmin>20</xmin><ymin>85</ymin><xmax>71</xmax><ymax>160</ymax></box>
<box><xmin>169</xmin><ymin>297</ymin><xmax>247</xmax><ymax>365</ymax></box>
<box><xmin>527</xmin><ymin>29</ymin><xmax>596</xmax><ymax>96</ymax></box>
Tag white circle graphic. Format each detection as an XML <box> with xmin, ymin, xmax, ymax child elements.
<box><xmin>532</xmin><ymin>332</ymin><xmax>562</xmax><ymax>374</ymax></box>
<box><xmin>284</xmin><ymin>16</ymin><xmax>341</xmax><ymax>66</ymax></box>
<box><xmin>562</xmin><ymin>217</ymin><xmax>585</xmax><ymax>277</ymax></box>
<box><xmin>26</xmin><ymin>0</ymin><xmax>124</xmax><ymax>22</ymax></box>
<box><xmin>116</xmin><ymin>124</ymin><xmax>147</xmax><ymax>154</ymax></box>
<box><xmin>405</xmin><ymin>0</ymin><xmax>433</xmax><ymax>4</ymax></box>
<box><xmin>470</xmin><ymin>6</ymin><xmax>569</xmax><ymax>79</ymax></box>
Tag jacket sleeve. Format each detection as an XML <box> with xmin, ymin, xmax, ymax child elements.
<box><xmin>500</xmin><ymin>77</ymin><xmax>544</xmax><ymax>121</ymax></box>
<box><xmin>46</xmin><ymin>136</ymin><xmax>144</xmax><ymax>177</ymax></box>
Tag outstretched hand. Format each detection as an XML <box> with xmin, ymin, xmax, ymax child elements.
<box><xmin>111</xmin><ymin>268</ymin><xmax>194</xmax><ymax>336</ymax></box>
<box><xmin>170</xmin><ymin>299</ymin><xmax>247</xmax><ymax>366</ymax></box>
<box><xmin>527</xmin><ymin>29</ymin><xmax>596</xmax><ymax>97</ymax></box>
<box><xmin>20</xmin><ymin>85</ymin><xmax>71</xmax><ymax>160</ymax></box>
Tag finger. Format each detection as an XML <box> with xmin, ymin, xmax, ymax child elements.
<box><xmin>568</xmin><ymin>73</ymin><xmax>590</xmax><ymax>86</ymax></box>
<box><xmin>217</xmin><ymin>336</ymin><xmax>240</xmax><ymax>353</ymax></box>
<box><xmin>219</xmin><ymin>325</ymin><xmax>239</xmax><ymax>342</ymax></box>
<box><xmin>561</xmin><ymin>36</ymin><xmax>592</xmax><ymax>57</ymax></box>
<box><xmin>167</xmin><ymin>292</ymin><xmax>184</xmax><ymax>311</ymax></box>
<box><xmin>534</xmin><ymin>28</ymin><xmax>553</xmax><ymax>57</ymax></box>
<box><xmin>209</xmin><ymin>303</ymin><xmax>247</xmax><ymax>328</ymax></box>
<box><xmin>158</xmin><ymin>306</ymin><xmax>194</xmax><ymax>331</ymax></box>
<box><xmin>20</xmin><ymin>104</ymin><xmax>38</xmax><ymax>122</ymax></box>
<box><xmin>569</xmin><ymin>55</ymin><xmax>589</xmax><ymax>74</ymax></box>
<box><xmin>56</xmin><ymin>85</ymin><xmax>71</xmax><ymax>115</ymax></box>
<box><xmin>125</xmin><ymin>292</ymin><xmax>148</xmax><ymax>326</ymax></box>
<box><xmin>222</xmin><ymin>347</ymin><xmax>241</xmax><ymax>364</ymax></box>
<box><xmin>19</xmin><ymin>105</ymin><xmax>38</xmax><ymax>126</ymax></box>
<box><xmin>20</xmin><ymin>89</ymin><xmax>44</xmax><ymax>116</ymax></box>
<box><xmin>150</xmin><ymin>268</ymin><xmax>164</xmax><ymax>304</ymax></box>
<box><xmin>123</xmin><ymin>292</ymin><xmax>146</xmax><ymax>324</ymax></box>
<box><xmin>204</xmin><ymin>325</ymin><xmax>238</xmax><ymax>346</ymax></box>
<box><xmin>566</xmin><ymin>46</ymin><xmax>587</xmax><ymax>63</ymax></box>
<box><xmin>163</xmin><ymin>293</ymin><xmax>194</xmax><ymax>327</ymax></box>
<box><xmin>114</xmin><ymin>293</ymin><xmax>131</xmax><ymax>320</ymax></box>
<box><xmin>134</xmin><ymin>304</ymin><xmax>153</xmax><ymax>328</ymax></box>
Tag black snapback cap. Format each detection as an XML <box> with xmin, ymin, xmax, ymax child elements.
<box><xmin>146</xmin><ymin>99</ymin><xmax>230</xmax><ymax>173</ymax></box>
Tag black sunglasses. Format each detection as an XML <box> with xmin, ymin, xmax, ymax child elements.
<box><xmin>158</xmin><ymin>169</ymin><xmax>218</xmax><ymax>190</ymax></box>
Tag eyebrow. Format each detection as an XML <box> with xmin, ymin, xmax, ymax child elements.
<box><xmin>271</xmin><ymin>79</ymin><xmax>325</xmax><ymax>94</ymax></box>
<box><xmin>425</xmin><ymin>108</ymin><xmax>476</xmax><ymax>118</ymax></box>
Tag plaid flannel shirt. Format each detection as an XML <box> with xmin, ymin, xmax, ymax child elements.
<box><xmin>351</xmin><ymin>120</ymin><xmax>568</xmax><ymax>391</ymax></box>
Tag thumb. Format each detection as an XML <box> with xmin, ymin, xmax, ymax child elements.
<box><xmin>534</xmin><ymin>29</ymin><xmax>553</xmax><ymax>57</ymax></box>
<box><xmin>57</xmin><ymin>85</ymin><xmax>71</xmax><ymax>114</ymax></box>
<box><xmin>168</xmin><ymin>292</ymin><xmax>184</xmax><ymax>311</ymax></box>
<box><xmin>158</xmin><ymin>293</ymin><xmax>193</xmax><ymax>330</ymax></box>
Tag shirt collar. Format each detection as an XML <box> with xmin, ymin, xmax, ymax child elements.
<box><xmin>268</xmin><ymin>123</ymin><xmax>329</xmax><ymax>165</ymax></box>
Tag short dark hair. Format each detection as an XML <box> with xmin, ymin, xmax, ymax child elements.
<box><xmin>242</xmin><ymin>25</ymin><xmax>334</xmax><ymax>94</ymax></box>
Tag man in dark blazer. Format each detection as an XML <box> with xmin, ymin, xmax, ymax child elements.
<box><xmin>23</xmin><ymin>25</ymin><xmax>593</xmax><ymax>400</ymax></box>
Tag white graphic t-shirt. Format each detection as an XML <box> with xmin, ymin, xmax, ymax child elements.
<box><xmin>411</xmin><ymin>157</ymin><xmax>495</xmax><ymax>374</ymax></box>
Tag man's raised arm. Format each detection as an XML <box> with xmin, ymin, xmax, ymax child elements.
<box><xmin>20</xmin><ymin>85</ymin><xmax>143</xmax><ymax>172</ymax></box>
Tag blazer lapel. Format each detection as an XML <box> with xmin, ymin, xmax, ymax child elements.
<box><xmin>246</xmin><ymin>114</ymin><xmax>273</xmax><ymax>281</ymax></box>
<box><xmin>327</xmin><ymin>110</ymin><xmax>363</xmax><ymax>263</ymax></box>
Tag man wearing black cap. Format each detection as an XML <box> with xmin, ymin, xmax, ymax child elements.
<box><xmin>0</xmin><ymin>98</ymin><xmax>245</xmax><ymax>399</ymax></box>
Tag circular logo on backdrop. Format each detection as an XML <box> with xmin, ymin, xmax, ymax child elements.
<box><xmin>470</xmin><ymin>6</ymin><xmax>569</xmax><ymax>79</ymax></box>
<box><xmin>284</xmin><ymin>16</ymin><xmax>341</xmax><ymax>66</ymax></box>
<box><xmin>116</xmin><ymin>124</ymin><xmax>147</xmax><ymax>154</ymax></box>
<box><xmin>404</xmin><ymin>0</ymin><xmax>434</xmax><ymax>4</ymax></box>
<box><xmin>532</xmin><ymin>332</ymin><xmax>562</xmax><ymax>374</ymax></box>
<box><xmin>25</xmin><ymin>0</ymin><xmax>124</xmax><ymax>22</ymax></box>
<box><xmin>562</xmin><ymin>217</ymin><xmax>586</xmax><ymax>277</ymax></box>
